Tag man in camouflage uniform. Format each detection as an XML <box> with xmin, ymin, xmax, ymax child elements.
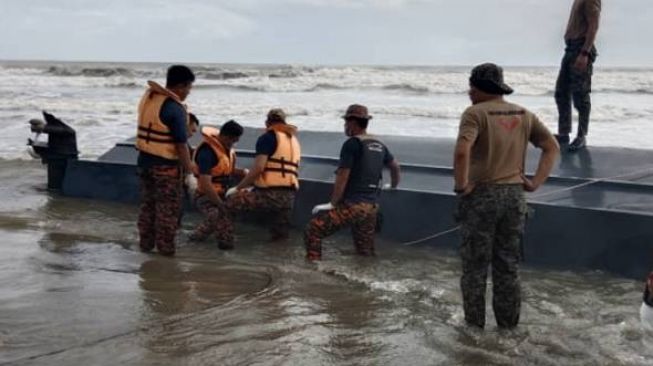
<box><xmin>454</xmin><ymin>63</ymin><xmax>559</xmax><ymax>329</ymax></box>
<box><xmin>136</xmin><ymin>65</ymin><xmax>197</xmax><ymax>256</ymax></box>
<box><xmin>554</xmin><ymin>0</ymin><xmax>601</xmax><ymax>151</ymax></box>
<box><xmin>304</xmin><ymin>104</ymin><xmax>401</xmax><ymax>260</ymax></box>
<box><xmin>225</xmin><ymin>109</ymin><xmax>301</xmax><ymax>243</ymax></box>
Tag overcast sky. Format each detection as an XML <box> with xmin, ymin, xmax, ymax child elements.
<box><xmin>1</xmin><ymin>0</ymin><xmax>651</xmax><ymax>66</ymax></box>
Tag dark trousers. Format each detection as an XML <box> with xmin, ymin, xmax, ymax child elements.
<box><xmin>304</xmin><ymin>201</ymin><xmax>378</xmax><ymax>259</ymax></box>
<box><xmin>458</xmin><ymin>185</ymin><xmax>527</xmax><ymax>329</ymax></box>
<box><xmin>138</xmin><ymin>166</ymin><xmax>182</xmax><ymax>256</ymax></box>
<box><xmin>555</xmin><ymin>39</ymin><xmax>597</xmax><ymax>137</ymax></box>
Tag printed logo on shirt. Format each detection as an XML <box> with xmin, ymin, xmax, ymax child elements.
<box><xmin>367</xmin><ymin>142</ymin><xmax>385</xmax><ymax>153</ymax></box>
<box><xmin>496</xmin><ymin>116</ymin><xmax>521</xmax><ymax>132</ymax></box>
<box><xmin>488</xmin><ymin>110</ymin><xmax>525</xmax><ymax>116</ymax></box>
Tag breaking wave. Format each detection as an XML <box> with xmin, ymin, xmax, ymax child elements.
<box><xmin>46</xmin><ymin>66</ymin><xmax>136</xmax><ymax>78</ymax></box>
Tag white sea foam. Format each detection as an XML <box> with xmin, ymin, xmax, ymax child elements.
<box><xmin>1</xmin><ymin>61</ymin><xmax>652</xmax><ymax>160</ymax></box>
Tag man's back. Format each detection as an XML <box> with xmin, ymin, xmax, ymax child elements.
<box><xmin>458</xmin><ymin>100</ymin><xmax>551</xmax><ymax>185</ymax></box>
<box><xmin>565</xmin><ymin>0</ymin><xmax>602</xmax><ymax>41</ymax></box>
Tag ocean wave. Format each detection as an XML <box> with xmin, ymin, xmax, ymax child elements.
<box><xmin>593</xmin><ymin>87</ymin><xmax>653</xmax><ymax>95</ymax></box>
<box><xmin>46</xmin><ymin>66</ymin><xmax>135</xmax><ymax>78</ymax></box>
<box><xmin>197</xmin><ymin>71</ymin><xmax>252</xmax><ymax>80</ymax></box>
<box><xmin>193</xmin><ymin>84</ymin><xmax>265</xmax><ymax>92</ymax></box>
<box><xmin>382</xmin><ymin>83</ymin><xmax>430</xmax><ymax>94</ymax></box>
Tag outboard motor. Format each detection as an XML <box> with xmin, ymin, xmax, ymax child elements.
<box><xmin>27</xmin><ymin>111</ymin><xmax>79</xmax><ymax>190</ymax></box>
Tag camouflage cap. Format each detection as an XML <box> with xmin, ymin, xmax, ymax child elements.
<box><xmin>266</xmin><ymin>108</ymin><xmax>286</xmax><ymax>123</ymax></box>
<box><xmin>342</xmin><ymin>104</ymin><xmax>373</xmax><ymax>120</ymax></box>
<box><xmin>469</xmin><ymin>63</ymin><xmax>514</xmax><ymax>95</ymax></box>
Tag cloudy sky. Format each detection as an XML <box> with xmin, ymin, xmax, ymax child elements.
<box><xmin>1</xmin><ymin>0</ymin><xmax>651</xmax><ymax>66</ymax></box>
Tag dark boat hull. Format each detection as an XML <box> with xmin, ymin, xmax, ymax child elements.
<box><xmin>56</xmin><ymin>128</ymin><xmax>653</xmax><ymax>279</ymax></box>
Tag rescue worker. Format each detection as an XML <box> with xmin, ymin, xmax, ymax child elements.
<box><xmin>225</xmin><ymin>109</ymin><xmax>301</xmax><ymax>244</ymax></box>
<box><xmin>136</xmin><ymin>65</ymin><xmax>196</xmax><ymax>256</ymax></box>
<box><xmin>189</xmin><ymin>120</ymin><xmax>246</xmax><ymax>250</ymax></box>
<box><xmin>554</xmin><ymin>0</ymin><xmax>602</xmax><ymax>151</ymax></box>
<box><xmin>641</xmin><ymin>272</ymin><xmax>653</xmax><ymax>332</ymax></box>
<box><xmin>304</xmin><ymin>104</ymin><xmax>401</xmax><ymax>260</ymax></box>
<box><xmin>454</xmin><ymin>63</ymin><xmax>559</xmax><ymax>329</ymax></box>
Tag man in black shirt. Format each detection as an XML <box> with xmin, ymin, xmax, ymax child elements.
<box><xmin>304</xmin><ymin>104</ymin><xmax>401</xmax><ymax>260</ymax></box>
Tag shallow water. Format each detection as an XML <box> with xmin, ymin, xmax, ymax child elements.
<box><xmin>1</xmin><ymin>160</ymin><xmax>652</xmax><ymax>365</ymax></box>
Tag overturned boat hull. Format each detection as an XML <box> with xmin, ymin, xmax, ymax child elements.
<box><xmin>48</xmin><ymin>128</ymin><xmax>653</xmax><ymax>280</ymax></box>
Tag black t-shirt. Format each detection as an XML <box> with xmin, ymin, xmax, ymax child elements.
<box><xmin>195</xmin><ymin>144</ymin><xmax>218</xmax><ymax>175</ymax></box>
<box><xmin>255</xmin><ymin>131</ymin><xmax>278</xmax><ymax>156</ymax></box>
<box><xmin>137</xmin><ymin>98</ymin><xmax>188</xmax><ymax>168</ymax></box>
<box><xmin>339</xmin><ymin>137</ymin><xmax>394</xmax><ymax>203</ymax></box>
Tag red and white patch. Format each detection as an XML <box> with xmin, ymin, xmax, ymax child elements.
<box><xmin>497</xmin><ymin>116</ymin><xmax>520</xmax><ymax>132</ymax></box>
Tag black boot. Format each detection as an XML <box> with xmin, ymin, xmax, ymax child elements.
<box><xmin>568</xmin><ymin>136</ymin><xmax>587</xmax><ymax>151</ymax></box>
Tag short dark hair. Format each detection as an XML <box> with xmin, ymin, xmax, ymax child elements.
<box><xmin>347</xmin><ymin>117</ymin><xmax>369</xmax><ymax>129</ymax></box>
<box><xmin>189</xmin><ymin>113</ymin><xmax>199</xmax><ymax>125</ymax></box>
<box><xmin>166</xmin><ymin>65</ymin><xmax>195</xmax><ymax>88</ymax></box>
<box><xmin>220</xmin><ymin>120</ymin><xmax>244</xmax><ymax>137</ymax></box>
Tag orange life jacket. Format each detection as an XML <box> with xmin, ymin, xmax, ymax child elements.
<box><xmin>254</xmin><ymin>123</ymin><xmax>301</xmax><ymax>190</ymax></box>
<box><xmin>136</xmin><ymin>81</ymin><xmax>189</xmax><ymax>160</ymax></box>
<box><xmin>193</xmin><ymin>126</ymin><xmax>235</xmax><ymax>197</ymax></box>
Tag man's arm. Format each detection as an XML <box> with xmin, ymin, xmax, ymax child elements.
<box><xmin>235</xmin><ymin>155</ymin><xmax>267</xmax><ymax>190</ymax></box>
<box><xmin>198</xmin><ymin>174</ymin><xmax>222</xmax><ymax>204</ymax></box>
<box><xmin>176</xmin><ymin>143</ymin><xmax>195</xmax><ymax>174</ymax></box>
<box><xmin>387</xmin><ymin>160</ymin><xmax>401</xmax><ymax>188</ymax></box>
<box><xmin>453</xmin><ymin>138</ymin><xmax>474</xmax><ymax>195</ymax></box>
<box><xmin>523</xmin><ymin>135</ymin><xmax>559</xmax><ymax>192</ymax></box>
<box><xmin>231</xmin><ymin>156</ymin><xmax>248</xmax><ymax>179</ymax></box>
<box><xmin>330</xmin><ymin>168</ymin><xmax>350</xmax><ymax>206</ymax></box>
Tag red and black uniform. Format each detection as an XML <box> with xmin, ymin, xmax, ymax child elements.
<box><xmin>190</xmin><ymin>127</ymin><xmax>236</xmax><ymax>248</ymax></box>
<box><xmin>136</xmin><ymin>81</ymin><xmax>189</xmax><ymax>256</ymax></box>
<box><xmin>304</xmin><ymin>135</ymin><xmax>394</xmax><ymax>259</ymax></box>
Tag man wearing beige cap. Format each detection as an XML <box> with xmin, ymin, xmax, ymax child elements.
<box><xmin>225</xmin><ymin>109</ymin><xmax>301</xmax><ymax>244</ymax></box>
<box><xmin>304</xmin><ymin>104</ymin><xmax>401</xmax><ymax>260</ymax></box>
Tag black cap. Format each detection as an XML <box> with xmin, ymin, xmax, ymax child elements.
<box><xmin>469</xmin><ymin>63</ymin><xmax>514</xmax><ymax>95</ymax></box>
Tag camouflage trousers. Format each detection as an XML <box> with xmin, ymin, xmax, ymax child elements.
<box><xmin>138</xmin><ymin>166</ymin><xmax>183</xmax><ymax>256</ymax></box>
<box><xmin>304</xmin><ymin>201</ymin><xmax>378</xmax><ymax>260</ymax></box>
<box><xmin>191</xmin><ymin>195</ymin><xmax>233</xmax><ymax>247</ymax></box>
<box><xmin>226</xmin><ymin>189</ymin><xmax>295</xmax><ymax>241</ymax></box>
<box><xmin>457</xmin><ymin>184</ymin><xmax>527</xmax><ymax>329</ymax></box>
<box><xmin>555</xmin><ymin>39</ymin><xmax>597</xmax><ymax>137</ymax></box>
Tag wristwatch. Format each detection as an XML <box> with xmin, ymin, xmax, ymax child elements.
<box><xmin>454</xmin><ymin>187</ymin><xmax>466</xmax><ymax>194</ymax></box>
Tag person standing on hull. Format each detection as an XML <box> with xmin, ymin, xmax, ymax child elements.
<box><xmin>189</xmin><ymin>121</ymin><xmax>246</xmax><ymax>250</ymax></box>
<box><xmin>554</xmin><ymin>0</ymin><xmax>601</xmax><ymax>151</ymax></box>
<box><xmin>453</xmin><ymin>63</ymin><xmax>559</xmax><ymax>329</ymax></box>
<box><xmin>304</xmin><ymin>104</ymin><xmax>401</xmax><ymax>260</ymax></box>
<box><xmin>136</xmin><ymin>65</ymin><xmax>196</xmax><ymax>256</ymax></box>
<box><xmin>225</xmin><ymin>109</ymin><xmax>301</xmax><ymax>244</ymax></box>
